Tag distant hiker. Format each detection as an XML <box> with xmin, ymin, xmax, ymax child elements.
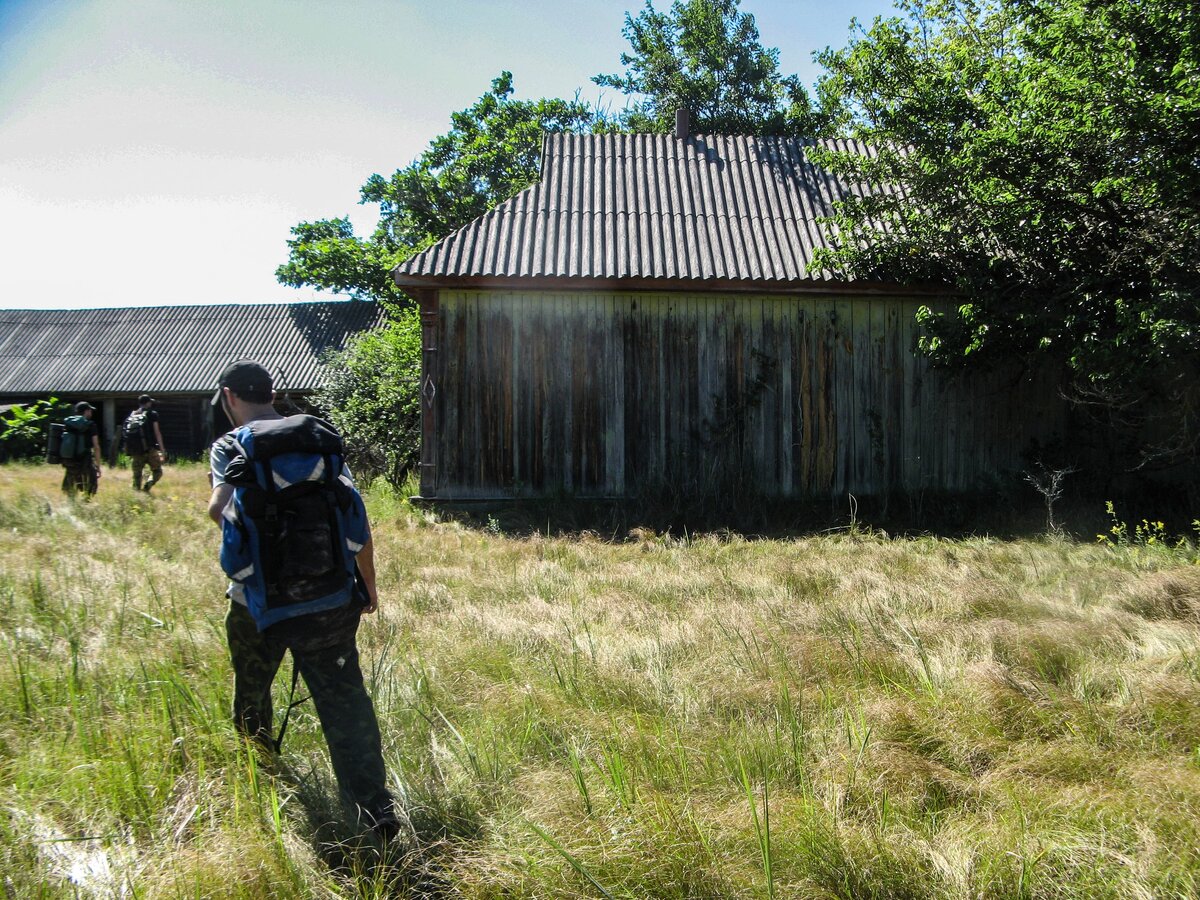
<box><xmin>206</xmin><ymin>360</ymin><xmax>397</xmax><ymax>838</ymax></box>
<box><xmin>60</xmin><ymin>401</ymin><xmax>102</xmax><ymax>497</ymax></box>
<box><xmin>123</xmin><ymin>394</ymin><xmax>166</xmax><ymax>492</ymax></box>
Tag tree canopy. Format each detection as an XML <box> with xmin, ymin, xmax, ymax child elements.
<box><xmin>275</xmin><ymin>217</ymin><xmax>402</xmax><ymax>302</ymax></box>
<box><xmin>594</xmin><ymin>0</ymin><xmax>825</xmax><ymax>135</ymax></box>
<box><xmin>359</xmin><ymin>72</ymin><xmax>593</xmax><ymax>260</ymax></box>
<box><xmin>814</xmin><ymin>0</ymin><xmax>1200</xmax><ymax>468</ymax></box>
<box><xmin>276</xmin><ymin>73</ymin><xmax>593</xmax><ymax>303</ymax></box>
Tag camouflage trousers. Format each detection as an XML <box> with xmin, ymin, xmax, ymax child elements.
<box><xmin>130</xmin><ymin>449</ymin><xmax>164</xmax><ymax>491</ymax></box>
<box><xmin>224</xmin><ymin>600</ymin><xmax>392</xmax><ymax>819</ymax></box>
<box><xmin>61</xmin><ymin>460</ymin><xmax>98</xmax><ymax>496</ymax></box>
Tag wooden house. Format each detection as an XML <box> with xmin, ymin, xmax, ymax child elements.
<box><xmin>393</xmin><ymin>127</ymin><xmax>1065</xmax><ymax>502</ymax></box>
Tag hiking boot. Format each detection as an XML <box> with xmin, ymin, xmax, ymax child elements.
<box><xmin>360</xmin><ymin>800</ymin><xmax>401</xmax><ymax>841</ymax></box>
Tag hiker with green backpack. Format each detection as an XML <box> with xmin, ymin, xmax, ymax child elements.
<box><xmin>59</xmin><ymin>401</ymin><xmax>103</xmax><ymax>497</ymax></box>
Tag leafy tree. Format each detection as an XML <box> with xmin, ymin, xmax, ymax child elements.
<box><xmin>314</xmin><ymin>307</ymin><xmax>422</xmax><ymax>488</ymax></box>
<box><xmin>277</xmin><ymin>73</ymin><xmax>594</xmax><ymax>302</ymax></box>
<box><xmin>813</xmin><ymin>0</ymin><xmax>1200</xmax><ymax>471</ymax></box>
<box><xmin>276</xmin><ymin>218</ymin><xmax>403</xmax><ymax>302</ymax></box>
<box><xmin>0</xmin><ymin>397</ymin><xmax>69</xmax><ymax>462</ymax></box>
<box><xmin>594</xmin><ymin>0</ymin><xmax>827</xmax><ymax>135</ymax></box>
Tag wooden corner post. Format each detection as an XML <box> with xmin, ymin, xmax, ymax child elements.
<box><xmin>415</xmin><ymin>290</ymin><xmax>440</xmax><ymax>499</ymax></box>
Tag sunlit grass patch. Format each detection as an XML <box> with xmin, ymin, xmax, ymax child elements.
<box><xmin>1</xmin><ymin>462</ymin><xmax>1199</xmax><ymax>897</ymax></box>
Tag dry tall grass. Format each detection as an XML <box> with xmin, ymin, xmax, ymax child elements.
<box><xmin>1</xmin><ymin>462</ymin><xmax>1198</xmax><ymax>898</ymax></box>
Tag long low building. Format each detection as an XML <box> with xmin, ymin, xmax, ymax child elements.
<box><xmin>0</xmin><ymin>301</ymin><xmax>383</xmax><ymax>457</ymax></box>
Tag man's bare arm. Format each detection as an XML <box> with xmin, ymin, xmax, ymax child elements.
<box><xmin>357</xmin><ymin>536</ymin><xmax>380</xmax><ymax>614</ymax></box>
<box><xmin>208</xmin><ymin>484</ymin><xmax>233</xmax><ymax>524</ymax></box>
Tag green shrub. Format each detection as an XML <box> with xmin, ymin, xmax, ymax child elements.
<box><xmin>0</xmin><ymin>397</ymin><xmax>70</xmax><ymax>461</ymax></box>
<box><xmin>315</xmin><ymin>306</ymin><xmax>420</xmax><ymax>488</ymax></box>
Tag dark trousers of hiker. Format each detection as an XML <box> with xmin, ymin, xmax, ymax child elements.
<box><xmin>130</xmin><ymin>449</ymin><xmax>164</xmax><ymax>491</ymax></box>
<box><xmin>224</xmin><ymin>600</ymin><xmax>393</xmax><ymax>822</ymax></box>
<box><xmin>62</xmin><ymin>461</ymin><xmax>98</xmax><ymax>496</ymax></box>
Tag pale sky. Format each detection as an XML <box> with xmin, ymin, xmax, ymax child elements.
<box><xmin>0</xmin><ymin>0</ymin><xmax>894</xmax><ymax>310</ymax></box>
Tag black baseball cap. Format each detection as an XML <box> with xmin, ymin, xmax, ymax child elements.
<box><xmin>138</xmin><ymin>394</ymin><xmax>155</xmax><ymax>404</ymax></box>
<box><xmin>212</xmin><ymin>360</ymin><xmax>274</xmax><ymax>406</ymax></box>
<box><xmin>74</xmin><ymin>401</ymin><xmax>96</xmax><ymax>413</ymax></box>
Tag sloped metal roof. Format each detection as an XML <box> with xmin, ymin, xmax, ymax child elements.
<box><xmin>0</xmin><ymin>301</ymin><xmax>383</xmax><ymax>397</ymax></box>
<box><xmin>394</xmin><ymin>133</ymin><xmax>892</xmax><ymax>286</ymax></box>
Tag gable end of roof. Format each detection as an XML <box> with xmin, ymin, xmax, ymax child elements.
<box><xmin>394</xmin><ymin>133</ymin><xmax>893</xmax><ymax>287</ymax></box>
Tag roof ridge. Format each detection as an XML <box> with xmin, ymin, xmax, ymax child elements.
<box><xmin>0</xmin><ymin>299</ymin><xmax>377</xmax><ymax>316</ymax></box>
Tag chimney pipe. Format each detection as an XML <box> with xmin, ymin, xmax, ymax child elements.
<box><xmin>674</xmin><ymin>108</ymin><xmax>690</xmax><ymax>140</ymax></box>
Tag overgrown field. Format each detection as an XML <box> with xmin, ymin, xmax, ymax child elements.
<box><xmin>2</xmin><ymin>463</ymin><xmax>1199</xmax><ymax>898</ymax></box>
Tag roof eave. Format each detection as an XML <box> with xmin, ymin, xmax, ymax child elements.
<box><xmin>393</xmin><ymin>273</ymin><xmax>951</xmax><ymax>297</ymax></box>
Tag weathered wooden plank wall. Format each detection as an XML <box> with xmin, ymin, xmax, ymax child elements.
<box><xmin>422</xmin><ymin>289</ymin><xmax>1066</xmax><ymax>500</ymax></box>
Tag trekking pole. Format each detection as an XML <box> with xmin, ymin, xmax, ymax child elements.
<box><xmin>273</xmin><ymin>655</ymin><xmax>310</xmax><ymax>754</ymax></box>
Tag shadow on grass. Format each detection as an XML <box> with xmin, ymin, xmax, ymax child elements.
<box><xmin>417</xmin><ymin>481</ymin><xmax>1193</xmax><ymax>544</ymax></box>
<box><xmin>266</xmin><ymin>760</ymin><xmax>483</xmax><ymax>898</ymax></box>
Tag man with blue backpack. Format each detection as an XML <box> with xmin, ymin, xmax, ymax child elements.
<box><xmin>206</xmin><ymin>360</ymin><xmax>397</xmax><ymax>838</ymax></box>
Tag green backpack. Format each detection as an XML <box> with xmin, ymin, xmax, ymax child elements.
<box><xmin>59</xmin><ymin>416</ymin><xmax>92</xmax><ymax>461</ymax></box>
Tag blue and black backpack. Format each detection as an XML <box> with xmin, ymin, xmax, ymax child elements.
<box><xmin>218</xmin><ymin>415</ymin><xmax>369</xmax><ymax>632</ymax></box>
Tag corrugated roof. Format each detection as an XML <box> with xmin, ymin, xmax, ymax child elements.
<box><xmin>0</xmin><ymin>301</ymin><xmax>383</xmax><ymax>397</ymax></box>
<box><xmin>394</xmin><ymin>133</ymin><xmax>892</xmax><ymax>285</ymax></box>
